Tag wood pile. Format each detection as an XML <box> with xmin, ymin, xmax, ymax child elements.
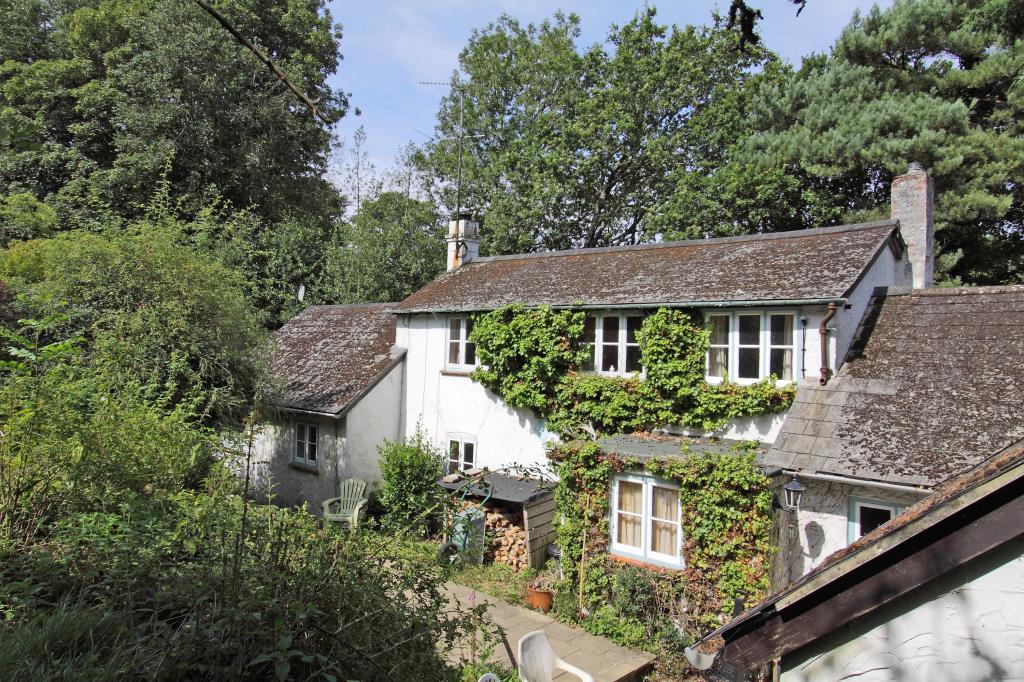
<box><xmin>486</xmin><ymin>508</ymin><xmax>528</xmax><ymax>570</ymax></box>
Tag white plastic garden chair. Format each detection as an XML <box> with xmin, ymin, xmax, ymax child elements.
<box><xmin>517</xmin><ymin>630</ymin><xmax>595</xmax><ymax>682</ymax></box>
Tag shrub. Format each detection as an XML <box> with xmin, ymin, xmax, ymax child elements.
<box><xmin>0</xmin><ymin>490</ymin><xmax>481</xmax><ymax>681</ymax></box>
<box><xmin>376</xmin><ymin>427</ymin><xmax>445</xmax><ymax>535</ymax></box>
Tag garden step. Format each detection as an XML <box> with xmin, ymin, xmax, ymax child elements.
<box><xmin>444</xmin><ymin>581</ymin><xmax>656</xmax><ymax>682</ymax></box>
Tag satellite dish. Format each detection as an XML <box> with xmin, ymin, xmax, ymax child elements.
<box><xmin>297</xmin><ymin>284</ymin><xmax>306</xmax><ymax>303</ymax></box>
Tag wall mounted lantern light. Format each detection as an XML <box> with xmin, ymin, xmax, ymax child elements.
<box><xmin>782</xmin><ymin>475</ymin><xmax>806</xmax><ymax>511</ymax></box>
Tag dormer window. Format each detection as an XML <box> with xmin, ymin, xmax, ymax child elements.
<box><xmin>447</xmin><ymin>317</ymin><xmax>477</xmax><ymax>370</ymax></box>
<box><xmin>581</xmin><ymin>313</ymin><xmax>644</xmax><ymax>376</ymax></box>
<box><xmin>705</xmin><ymin>311</ymin><xmax>797</xmax><ymax>383</ymax></box>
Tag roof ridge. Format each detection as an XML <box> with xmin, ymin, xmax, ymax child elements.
<box><xmin>303</xmin><ymin>303</ymin><xmax>398</xmax><ymax>310</ymax></box>
<box><xmin>467</xmin><ymin>220</ymin><xmax>899</xmax><ymax>265</ymax></box>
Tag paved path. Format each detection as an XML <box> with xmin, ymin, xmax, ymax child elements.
<box><xmin>445</xmin><ymin>582</ymin><xmax>655</xmax><ymax>682</ymax></box>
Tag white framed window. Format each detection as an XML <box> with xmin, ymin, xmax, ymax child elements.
<box><xmin>848</xmin><ymin>497</ymin><xmax>902</xmax><ymax>543</ymax></box>
<box><xmin>446</xmin><ymin>435</ymin><xmax>476</xmax><ymax>475</ymax></box>
<box><xmin>704</xmin><ymin>310</ymin><xmax>797</xmax><ymax>384</ymax></box>
<box><xmin>581</xmin><ymin>313</ymin><xmax>644</xmax><ymax>376</ymax></box>
<box><xmin>609</xmin><ymin>474</ymin><xmax>683</xmax><ymax>568</ymax></box>
<box><xmin>446</xmin><ymin>317</ymin><xmax>477</xmax><ymax>370</ymax></box>
<box><xmin>294</xmin><ymin>421</ymin><xmax>318</xmax><ymax>469</ymax></box>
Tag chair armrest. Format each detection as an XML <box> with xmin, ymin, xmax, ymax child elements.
<box><xmin>322</xmin><ymin>497</ymin><xmax>341</xmax><ymax>515</ymax></box>
<box><xmin>353</xmin><ymin>498</ymin><xmax>368</xmax><ymax>526</ymax></box>
<box><xmin>556</xmin><ymin>658</ymin><xmax>595</xmax><ymax>682</ymax></box>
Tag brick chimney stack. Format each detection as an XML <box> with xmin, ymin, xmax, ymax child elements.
<box><xmin>891</xmin><ymin>162</ymin><xmax>934</xmax><ymax>289</ymax></box>
<box><xmin>446</xmin><ymin>213</ymin><xmax>480</xmax><ymax>271</ymax></box>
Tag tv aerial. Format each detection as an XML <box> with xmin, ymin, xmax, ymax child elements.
<box><xmin>418</xmin><ymin>79</ymin><xmax>484</xmax><ymax>219</ymax></box>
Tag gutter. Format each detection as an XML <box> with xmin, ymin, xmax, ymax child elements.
<box><xmin>781</xmin><ymin>469</ymin><xmax>931</xmax><ymax>495</ymax></box>
<box><xmin>397</xmin><ymin>298</ymin><xmax>847</xmax><ymax>316</ymax></box>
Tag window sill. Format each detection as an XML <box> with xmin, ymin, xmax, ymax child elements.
<box><xmin>441</xmin><ymin>368</ymin><xmax>475</xmax><ymax>377</ymax></box>
<box><xmin>608</xmin><ymin>553</ymin><xmax>683</xmax><ymax>572</ymax></box>
<box><xmin>290</xmin><ymin>461</ymin><xmax>319</xmax><ymax>474</ymax></box>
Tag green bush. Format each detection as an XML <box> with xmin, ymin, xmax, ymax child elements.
<box><xmin>376</xmin><ymin>428</ymin><xmax>445</xmax><ymax>535</ymax></box>
<box><xmin>0</xmin><ymin>490</ymin><xmax>481</xmax><ymax>681</ymax></box>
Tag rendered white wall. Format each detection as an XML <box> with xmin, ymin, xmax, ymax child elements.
<box><xmin>775</xmin><ymin>479</ymin><xmax>927</xmax><ymax>584</ymax></box>
<box><xmin>344</xmin><ymin>360</ymin><xmax>404</xmax><ymax>486</ymax></box>
<box><xmin>398</xmin><ymin>314</ymin><xmax>556</xmax><ymax>472</ymax></box>
<box><xmin>249</xmin><ymin>413</ymin><xmax>344</xmax><ymax>513</ymax></box>
<box><xmin>783</xmin><ymin>542</ymin><xmax>1024</xmax><ymax>682</ymax></box>
<box><xmin>834</xmin><ymin>245</ymin><xmax>907</xmax><ymax>369</ymax></box>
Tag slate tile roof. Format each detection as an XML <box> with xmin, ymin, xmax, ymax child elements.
<box><xmin>271</xmin><ymin>304</ymin><xmax>403</xmax><ymax>415</ymax></box>
<box><xmin>762</xmin><ymin>285</ymin><xmax>1024</xmax><ymax>487</ymax></box>
<box><xmin>396</xmin><ymin>221</ymin><xmax>901</xmax><ymax>313</ymax></box>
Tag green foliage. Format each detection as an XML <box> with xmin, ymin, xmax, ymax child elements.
<box><xmin>422</xmin><ymin>9</ymin><xmax>784</xmax><ymax>252</ymax></box>
<box><xmin>648</xmin><ymin>447</ymin><xmax>775</xmax><ymax>615</ymax></box>
<box><xmin>0</xmin><ymin>314</ymin><xmax>214</xmax><ymax>540</ymax></box>
<box><xmin>470</xmin><ymin>305</ymin><xmax>588</xmax><ymax>413</ymax></box>
<box><xmin>0</xmin><ymin>193</ymin><xmax>56</xmax><ymax>246</ymax></box>
<box><xmin>0</xmin><ymin>490</ymin><xmax>481</xmax><ymax>681</ymax></box>
<box><xmin>1</xmin><ymin>224</ymin><xmax>267</xmax><ymax>424</ymax></box>
<box><xmin>376</xmin><ymin>427</ymin><xmax>445</xmax><ymax>535</ymax></box>
<box><xmin>548</xmin><ymin>374</ymin><xmax>668</xmax><ymax>436</ymax></box>
<box><xmin>470</xmin><ymin>306</ymin><xmax>794</xmax><ymax>437</ymax></box>
<box><xmin>0</xmin><ymin>0</ymin><xmax>346</xmax><ymax>230</ymax></box>
<box><xmin>324</xmin><ymin>191</ymin><xmax>445</xmax><ymax>304</ymax></box>
<box><xmin>745</xmin><ymin>0</ymin><xmax>1024</xmax><ymax>284</ymax></box>
<box><xmin>549</xmin><ymin>440</ymin><xmax>775</xmax><ymax>657</ymax></box>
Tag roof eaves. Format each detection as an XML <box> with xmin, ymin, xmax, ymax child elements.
<box><xmin>396</xmin><ymin>296</ymin><xmax>848</xmax><ymax>316</ymax></box>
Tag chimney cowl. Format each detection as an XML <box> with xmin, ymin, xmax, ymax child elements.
<box><xmin>907</xmin><ymin>161</ymin><xmax>925</xmax><ymax>172</ymax></box>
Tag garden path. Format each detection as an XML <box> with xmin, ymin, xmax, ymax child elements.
<box><xmin>445</xmin><ymin>581</ymin><xmax>656</xmax><ymax>682</ymax></box>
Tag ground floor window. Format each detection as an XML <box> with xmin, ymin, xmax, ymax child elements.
<box><xmin>447</xmin><ymin>435</ymin><xmax>476</xmax><ymax>475</ymax></box>
<box><xmin>848</xmin><ymin>497</ymin><xmax>902</xmax><ymax>542</ymax></box>
<box><xmin>610</xmin><ymin>474</ymin><xmax>683</xmax><ymax>568</ymax></box>
<box><xmin>294</xmin><ymin>421</ymin><xmax>318</xmax><ymax>468</ymax></box>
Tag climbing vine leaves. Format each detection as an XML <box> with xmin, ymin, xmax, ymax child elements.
<box><xmin>469</xmin><ymin>305</ymin><xmax>795</xmax><ymax>437</ymax></box>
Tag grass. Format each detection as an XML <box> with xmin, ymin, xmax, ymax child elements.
<box><xmin>450</xmin><ymin>561</ymin><xmax>536</xmax><ymax>606</ymax></box>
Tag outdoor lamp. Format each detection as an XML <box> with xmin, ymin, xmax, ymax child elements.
<box><xmin>782</xmin><ymin>475</ymin><xmax>806</xmax><ymax>511</ymax></box>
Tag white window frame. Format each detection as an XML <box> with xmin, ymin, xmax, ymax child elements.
<box><xmin>847</xmin><ymin>497</ymin><xmax>903</xmax><ymax>543</ymax></box>
<box><xmin>446</xmin><ymin>434</ymin><xmax>477</xmax><ymax>475</ymax></box>
<box><xmin>446</xmin><ymin>316</ymin><xmax>478</xmax><ymax>370</ymax></box>
<box><xmin>703</xmin><ymin>310</ymin><xmax>799</xmax><ymax>385</ymax></box>
<box><xmin>609</xmin><ymin>474</ymin><xmax>684</xmax><ymax>568</ymax></box>
<box><xmin>582</xmin><ymin>312</ymin><xmax>646</xmax><ymax>377</ymax></box>
<box><xmin>293</xmin><ymin>421</ymin><xmax>319</xmax><ymax>469</ymax></box>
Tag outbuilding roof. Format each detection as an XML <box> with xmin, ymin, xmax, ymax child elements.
<box><xmin>395</xmin><ymin>221</ymin><xmax>902</xmax><ymax>313</ymax></box>
<box><xmin>271</xmin><ymin>304</ymin><xmax>403</xmax><ymax>416</ymax></box>
<box><xmin>690</xmin><ymin>437</ymin><xmax>1024</xmax><ymax>673</ymax></box>
<box><xmin>763</xmin><ymin>285</ymin><xmax>1024</xmax><ymax>487</ymax></box>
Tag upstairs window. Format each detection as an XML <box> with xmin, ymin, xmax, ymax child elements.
<box><xmin>610</xmin><ymin>474</ymin><xmax>683</xmax><ymax>568</ymax></box>
<box><xmin>447</xmin><ymin>317</ymin><xmax>477</xmax><ymax>369</ymax></box>
<box><xmin>582</xmin><ymin>313</ymin><xmax>644</xmax><ymax>376</ymax></box>
<box><xmin>447</xmin><ymin>435</ymin><xmax>476</xmax><ymax>475</ymax></box>
<box><xmin>704</xmin><ymin>311</ymin><xmax>796</xmax><ymax>383</ymax></box>
<box><xmin>294</xmin><ymin>422</ymin><xmax>318</xmax><ymax>469</ymax></box>
<box><xmin>848</xmin><ymin>498</ymin><xmax>903</xmax><ymax>543</ymax></box>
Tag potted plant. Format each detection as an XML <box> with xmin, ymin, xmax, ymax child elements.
<box><xmin>525</xmin><ymin>573</ymin><xmax>554</xmax><ymax>613</ymax></box>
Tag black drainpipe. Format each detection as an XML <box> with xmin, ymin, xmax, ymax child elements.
<box><xmin>819</xmin><ymin>302</ymin><xmax>838</xmax><ymax>385</ymax></box>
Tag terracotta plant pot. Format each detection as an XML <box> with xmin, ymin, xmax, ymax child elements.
<box><xmin>525</xmin><ymin>585</ymin><xmax>554</xmax><ymax>613</ymax></box>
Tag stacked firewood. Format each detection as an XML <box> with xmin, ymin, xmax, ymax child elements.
<box><xmin>486</xmin><ymin>508</ymin><xmax>528</xmax><ymax>570</ymax></box>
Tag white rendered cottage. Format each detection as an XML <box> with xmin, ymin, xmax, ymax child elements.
<box><xmin>252</xmin><ymin>164</ymin><xmax>1024</xmax><ymax>581</ymax></box>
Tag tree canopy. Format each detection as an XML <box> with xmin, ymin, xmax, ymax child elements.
<box><xmin>421</xmin><ymin>9</ymin><xmax>787</xmax><ymax>254</ymax></box>
<box><xmin>745</xmin><ymin>0</ymin><xmax>1024</xmax><ymax>284</ymax></box>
